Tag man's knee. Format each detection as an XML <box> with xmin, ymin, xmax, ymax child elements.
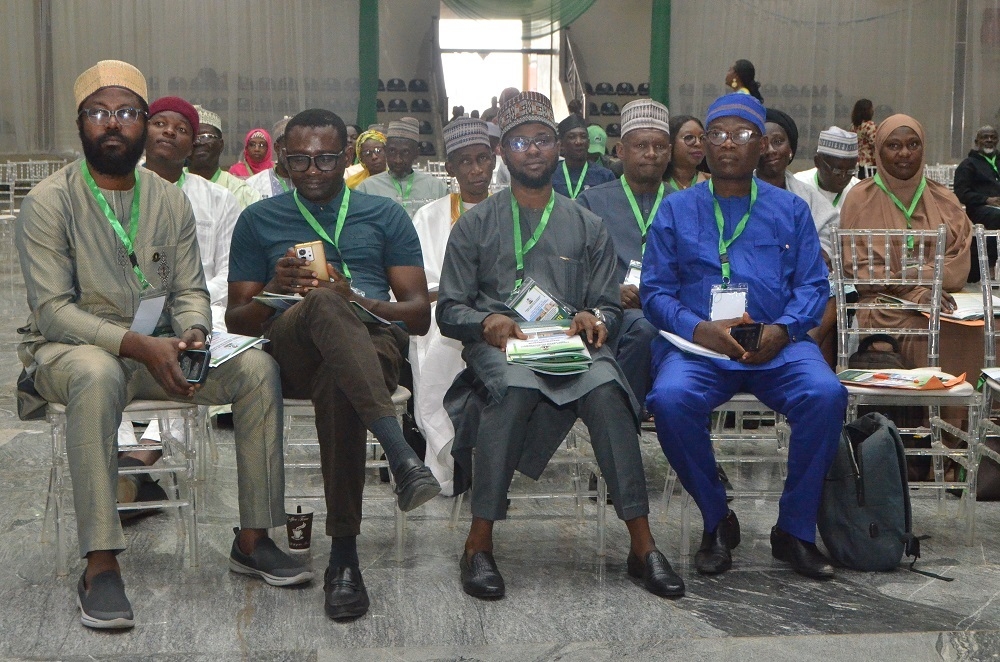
<box><xmin>647</xmin><ymin>373</ymin><xmax>707</xmax><ymax>418</ymax></box>
<box><xmin>38</xmin><ymin>345</ymin><xmax>127</xmax><ymax>402</ymax></box>
<box><xmin>299</xmin><ymin>287</ymin><xmax>349</xmax><ymax>319</ymax></box>
<box><xmin>791</xmin><ymin>371</ymin><xmax>847</xmax><ymax>417</ymax></box>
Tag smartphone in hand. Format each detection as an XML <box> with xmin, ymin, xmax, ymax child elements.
<box><xmin>293</xmin><ymin>241</ymin><xmax>330</xmax><ymax>283</ymax></box>
<box><xmin>179</xmin><ymin>348</ymin><xmax>211</xmax><ymax>384</ymax></box>
<box><xmin>729</xmin><ymin>323</ymin><xmax>764</xmax><ymax>352</ymax></box>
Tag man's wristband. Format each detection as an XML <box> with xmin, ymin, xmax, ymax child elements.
<box><xmin>775</xmin><ymin>323</ymin><xmax>792</xmax><ymax>342</ymax></box>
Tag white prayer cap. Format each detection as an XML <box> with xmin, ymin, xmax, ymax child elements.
<box><xmin>194</xmin><ymin>105</ymin><xmax>222</xmax><ymax>132</ymax></box>
<box><xmin>817</xmin><ymin>126</ymin><xmax>859</xmax><ymax>159</ymax></box>
<box><xmin>486</xmin><ymin>122</ymin><xmax>502</xmax><ymax>140</ymax></box>
<box><xmin>620</xmin><ymin>99</ymin><xmax>670</xmax><ymax>137</ymax></box>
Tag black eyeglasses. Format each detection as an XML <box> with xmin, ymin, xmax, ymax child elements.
<box><xmin>285</xmin><ymin>151</ymin><xmax>345</xmax><ymax>172</ymax></box>
<box><xmin>706</xmin><ymin>128</ymin><xmax>759</xmax><ymax>146</ymax></box>
<box><xmin>818</xmin><ymin>156</ymin><xmax>857</xmax><ymax>178</ymax></box>
<box><xmin>681</xmin><ymin>133</ymin><xmax>706</xmax><ymax>146</ymax></box>
<box><xmin>194</xmin><ymin>133</ymin><xmax>221</xmax><ymax>145</ymax></box>
<box><xmin>78</xmin><ymin>107</ymin><xmax>146</xmax><ymax>126</ymax></box>
<box><xmin>506</xmin><ymin>134</ymin><xmax>557</xmax><ymax>152</ymax></box>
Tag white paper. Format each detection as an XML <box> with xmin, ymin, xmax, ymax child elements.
<box><xmin>659</xmin><ymin>330</ymin><xmax>729</xmax><ymax>360</ymax></box>
<box><xmin>130</xmin><ymin>295</ymin><xmax>166</xmax><ymax>335</ymax></box>
<box><xmin>623</xmin><ymin>260</ymin><xmax>642</xmax><ymax>287</ymax></box>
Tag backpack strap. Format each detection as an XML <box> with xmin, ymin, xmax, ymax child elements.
<box><xmin>903</xmin><ymin>534</ymin><xmax>954</xmax><ymax>581</ymax></box>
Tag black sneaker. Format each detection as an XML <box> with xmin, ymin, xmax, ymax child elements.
<box><xmin>77</xmin><ymin>570</ymin><xmax>135</xmax><ymax>629</ymax></box>
<box><xmin>229</xmin><ymin>528</ymin><xmax>313</xmax><ymax>586</ymax></box>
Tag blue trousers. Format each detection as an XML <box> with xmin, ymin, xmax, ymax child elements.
<box><xmin>614</xmin><ymin>309</ymin><xmax>659</xmax><ymax>405</ymax></box>
<box><xmin>646</xmin><ymin>346</ymin><xmax>846</xmax><ymax>542</ymax></box>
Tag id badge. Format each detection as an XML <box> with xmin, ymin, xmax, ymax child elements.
<box><xmin>130</xmin><ymin>294</ymin><xmax>166</xmax><ymax>335</ymax></box>
<box><xmin>505</xmin><ymin>277</ymin><xmax>570</xmax><ymax>322</ymax></box>
<box><xmin>623</xmin><ymin>260</ymin><xmax>642</xmax><ymax>287</ymax></box>
<box><xmin>709</xmin><ymin>284</ymin><xmax>747</xmax><ymax>321</ymax></box>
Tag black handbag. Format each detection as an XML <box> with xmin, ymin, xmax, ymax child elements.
<box><xmin>848</xmin><ymin>334</ymin><xmax>908</xmax><ymax>371</ymax></box>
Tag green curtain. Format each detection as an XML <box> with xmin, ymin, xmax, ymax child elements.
<box><xmin>356</xmin><ymin>0</ymin><xmax>379</xmax><ymax>131</ymax></box>
<box><xmin>649</xmin><ymin>0</ymin><xmax>670</xmax><ymax>107</ymax></box>
<box><xmin>442</xmin><ymin>0</ymin><xmax>595</xmax><ymax>39</ymax></box>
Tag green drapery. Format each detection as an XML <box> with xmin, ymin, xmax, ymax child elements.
<box><xmin>356</xmin><ymin>0</ymin><xmax>379</xmax><ymax>131</ymax></box>
<box><xmin>442</xmin><ymin>0</ymin><xmax>595</xmax><ymax>39</ymax></box>
<box><xmin>649</xmin><ymin>0</ymin><xmax>670</xmax><ymax>106</ymax></box>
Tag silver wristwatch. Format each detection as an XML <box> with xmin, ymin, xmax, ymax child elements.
<box><xmin>590</xmin><ymin>308</ymin><xmax>607</xmax><ymax>325</ymax></box>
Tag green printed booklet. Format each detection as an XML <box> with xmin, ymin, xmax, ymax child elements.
<box><xmin>506</xmin><ymin>321</ymin><xmax>593</xmax><ymax>375</ymax></box>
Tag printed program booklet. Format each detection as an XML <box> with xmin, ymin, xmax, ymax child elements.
<box><xmin>837</xmin><ymin>368</ymin><xmax>967</xmax><ymax>390</ymax></box>
<box><xmin>878</xmin><ymin>292</ymin><xmax>1000</xmax><ymax>321</ymax></box>
<box><xmin>208</xmin><ymin>332</ymin><xmax>268</xmax><ymax>368</ymax></box>
<box><xmin>506</xmin><ymin>321</ymin><xmax>593</xmax><ymax>375</ymax></box>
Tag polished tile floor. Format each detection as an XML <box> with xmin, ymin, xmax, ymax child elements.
<box><xmin>1</xmin><ymin>216</ymin><xmax>1000</xmax><ymax>660</ymax></box>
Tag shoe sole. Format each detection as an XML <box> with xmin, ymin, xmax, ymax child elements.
<box><xmin>770</xmin><ymin>546</ymin><xmax>834</xmax><ymax>580</ymax></box>
<box><xmin>77</xmin><ymin>596</ymin><xmax>135</xmax><ymax>629</ymax></box>
<box><xmin>229</xmin><ymin>558</ymin><xmax>314</xmax><ymax>586</ymax></box>
<box><xmin>397</xmin><ymin>478</ymin><xmax>441</xmax><ymax>512</ymax></box>
<box><xmin>462</xmin><ymin>583</ymin><xmax>505</xmax><ymax>599</ymax></box>
<box><xmin>325</xmin><ymin>594</ymin><xmax>371</xmax><ymax>621</ymax></box>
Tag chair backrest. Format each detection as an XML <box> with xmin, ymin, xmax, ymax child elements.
<box><xmin>977</xmin><ymin>224</ymin><xmax>1000</xmax><ymax>368</ymax></box>
<box><xmin>832</xmin><ymin>225</ymin><xmax>947</xmax><ymax>371</ymax></box>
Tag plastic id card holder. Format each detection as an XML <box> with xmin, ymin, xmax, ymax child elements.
<box><xmin>623</xmin><ymin>259</ymin><xmax>642</xmax><ymax>287</ymax></box>
<box><xmin>506</xmin><ymin>277</ymin><xmax>571</xmax><ymax>322</ymax></box>
<box><xmin>130</xmin><ymin>293</ymin><xmax>167</xmax><ymax>336</ymax></box>
<box><xmin>709</xmin><ymin>283</ymin><xmax>747</xmax><ymax>321</ymax></box>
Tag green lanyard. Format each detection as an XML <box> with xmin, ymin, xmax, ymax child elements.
<box><xmin>872</xmin><ymin>173</ymin><xmax>926</xmax><ymax>250</ymax></box>
<box><xmin>175</xmin><ymin>171</ymin><xmax>186</xmax><ymax>189</ymax></box>
<box><xmin>709</xmin><ymin>178</ymin><xmax>758</xmax><ymax>284</ymax></box>
<box><xmin>293</xmin><ymin>188</ymin><xmax>353</xmax><ymax>279</ymax></box>
<box><xmin>985</xmin><ymin>154</ymin><xmax>998</xmax><ymax>179</ymax></box>
<box><xmin>392</xmin><ymin>172</ymin><xmax>414</xmax><ymax>202</ymax></box>
<box><xmin>669</xmin><ymin>173</ymin><xmax>697</xmax><ymax>191</ymax></box>
<box><xmin>511</xmin><ymin>191</ymin><xmax>556</xmax><ymax>288</ymax></box>
<box><xmin>277</xmin><ymin>174</ymin><xmax>290</xmax><ymax>192</ymax></box>
<box><xmin>210</xmin><ymin>168</ymin><xmax>222</xmax><ymax>183</ymax></box>
<box><xmin>815</xmin><ymin>171</ymin><xmax>842</xmax><ymax>207</ymax></box>
<box><xmin>562</xmin><ymin>161</ymin><xmax>589</xmax><ymax>199</ymax></box>
<box><xmin>81</xmin><ymin>162</ymin><xmax>150</xmax><ymax>290</ymax></box>
<box><xmin>620</xmin><ymin>175</ymin><xmax>665</xmax><ymax>254</ymax></box>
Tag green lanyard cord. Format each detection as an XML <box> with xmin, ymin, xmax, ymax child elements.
<box><xmin>175</xmin><ymin>171</ymin><xmax>186</xmax><ymax>189</ymax></box>
<box><xmin>210</xmin><ymin>168</ymin><xmax>222</xmax><ymax>183</ymax></box>
<box><xmin>984</xmin><ymin>154</ymin><xmax>998</xmax><ymax>178</ymax></box>
<box><xmin>512</xmin><ymin>191</ymin><xmax>556</xmax><ymax>288</ymax></box>
<box><xmin>668</xmin><ymin>173</ymin><xmax>698</xmax><ymax>191</ymax></box>
<box><xmin>277</xmin><ymin>174</ymin><xmax>290</xmax><ymax>192</ymax></box>
<box><xmin>709</xmin><ymin>178</ymin><xmax>758</xmax><ymax>284</ymax></box>
<box><xmin>872</xmin><ymin>173</ymin><xmax>926</xmax><ymax>250</ymax></box>
<box><xmin>81</xmin><ymin>162</ymin><xmax>150</xmax><ymax>290</ymax></box>
<box><xmin>815</xmin><ymin>171</ymin><xmax>842</xmax><ymax>207</ymax></box>
<box><xmin>392</xmin><ymin>172</ymin><xmax>414</xmax><ymax>202</ymax></box>
<box><xmin>293</xmin><ymin>188</ymin><xmax>353</xmax><ymax>279</ymax></box>
<box><xmin>620</xmin><ymin>175</ymin><xmax>665</xmax><ymax>255</ymax></box>
<box><xmin>562</xmin><ymin>161</ymin><xmax>589</xmax><ymax>199</ymax></box>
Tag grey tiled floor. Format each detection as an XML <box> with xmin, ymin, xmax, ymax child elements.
<box><xmin>2</xmin><ymin>215</ymin><xmax>1000</xmax><ymax>660</ymax></box>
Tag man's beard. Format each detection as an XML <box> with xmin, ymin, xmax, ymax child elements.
<box><xmin>79</xmin><ymin>125</ymin><xmax>148</xmax><ymax>176</ymax></box>
<box><xmin>507</xmin><ymin>157</ymin><xmax>559</xmax><ymax>189</ymax></box>
<box><xmin>983</xmin><ymin>146</ymin><xmax>997</xmax><ymax>156</ymax></box>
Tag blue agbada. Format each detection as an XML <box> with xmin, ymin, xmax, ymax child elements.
<box><xmin>640</xmin><ymin>178</ymin><xmax>829</xmax><ymax>370</ymax></box>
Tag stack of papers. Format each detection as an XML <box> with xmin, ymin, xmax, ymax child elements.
<box><xmin>252</xmin><ymin>292</ymin><xmax>396</xmax><ymax>325</ymax></box>
<box><xmin>506</xmin><ymin>322</ymin><xmax>592</xmax><ymax>375</ymax></box>
<box><xmin>837</xmin><ymin>368</ymin><xmax>966</xmax><ymax>390</ymax></box>
<box><xmin>878</xmin><ymin>292</ymin><xmax>1000</xmax><ymax>320</ymax></box>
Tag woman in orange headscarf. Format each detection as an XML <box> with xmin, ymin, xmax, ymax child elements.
<box><xmin>840</xmin><ymin>114</ymin><xmax>976</xmax><ymax>382</ymax></box>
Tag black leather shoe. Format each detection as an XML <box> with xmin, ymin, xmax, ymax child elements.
<box><xmin>770</xmin><ymin>526</ymin><xmax>835</xmax><ymax>580</ymax></box>
<box><xmin>392</xmin><ymin>457</ymin><xmax>441</xmax><ymax>512</ymax></box>
<box><xmin>324</xmin><ymin>565</ymin><xmax>370</xmax><ymax>620</ymax></box>
<box><xmin>627</xmin><ymin>550</ymin><xmax>685</xmax><ymax>598</ymax></box>
<box><xmin>694</xmin><ymin>510</ymin><xmax>741</xmax><ymax>575</ymax></box>
<box><xmin>460</xmin><ymin>550</ymin><xmax>505</xmax><ymax>599</ymax></box>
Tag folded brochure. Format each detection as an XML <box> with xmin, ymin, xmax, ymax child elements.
<box><xmin>253</xmin><ymin>292</ymin><xmax>395</xmax><ymax>325</ymax></box>
<box><xmin>878</xmin><ymin>292</ymin><xmax>1000</xmax><ymax>321</ymax></box>
<box><xmin>506</xmin><ymin>321</ymin><xmax>592</xmax><ymax>375</ymax></box>
<box><xmin>837</xmin><ymin>368</ymin><xmax>966</xmax><ymax>390</ymax></box>
<box><xmin>208</xmin><ymin>331</ymin><xmax>268</xmax><ymax>368</ymax></box>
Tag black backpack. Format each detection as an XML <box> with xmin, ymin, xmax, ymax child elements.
<box><xmin>818</xmin><ymin>412</ymin><xmax>949</xmax><ymax>579</ymax></box>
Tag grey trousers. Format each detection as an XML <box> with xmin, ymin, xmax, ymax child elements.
<box><xmin>472</xmin><ymin>382</ymin><xmax>650</xmax><ymax>522</ymax></box>
<box><xmin>34</xmin><ymin>342</ymin><xmax>286</xmax><ymax>558</ymax></box>
<box><xmin>613</xmin><ymin>309</ymin><xmax>658</xmax><ymax>406</ymax></box>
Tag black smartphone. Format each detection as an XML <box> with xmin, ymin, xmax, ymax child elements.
<box><xmin>179</xmin><ymin>348</ymin><xmax>211</xmax><ymax>384</ymax></box>
<box><xmin>729</xmin><ymin>323</ymin><xmax>764</xmax><ymax>352</ymax></box>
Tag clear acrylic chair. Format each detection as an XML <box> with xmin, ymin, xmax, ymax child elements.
<box><xmin>975</xmin><ymin>226</ymin><xmax>1000</xmax><ymax>486</ymax></box>
<box><xmin>447</xmin><ymin>420</ymin><xmax>610</xmax><ymax>556</ymax></box>
<box><xmin>42</xmin><ymin>400</ymin><xmax>201</xmax><ymax>577</ymax></box>
<box><xmin>832</xmin><ymin>225</ymin><xmax>981</xmax><ymax>543</ymax></box>
<box><xmin>281</xmin><ymin>385</ymin><xmax>412</xmax><ymax>561</ymax></box>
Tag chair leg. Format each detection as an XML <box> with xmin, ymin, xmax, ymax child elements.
<box><xmin>679</xmin><ymin>490</ymin><xmax>692</xmax><ymax>559</ymax></box>
<box><xmin>596</xmin><ymin>475</ymin><xmax>607</xmax><ymax>557</ymax></box>
<box><xmin>449</xmin><ymin>491</ymin><xmax>464</xmax><ymax>529</ymax></box>
<box><xmin>395</xmin><ymin>507</ymin><xmax>406</xmax><ymax>563</ymax></box>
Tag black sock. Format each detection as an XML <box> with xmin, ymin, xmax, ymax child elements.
<box><xmin>329</xmin><ymin>536</ymin><xmax>359</xmax><ymax>569</ymax></box>
<box><xmin>369</xmin><ymin>415</ymin><xmax>418</xmax><ymax>474</ymax></box>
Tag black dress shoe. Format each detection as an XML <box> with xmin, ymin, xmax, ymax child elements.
<box><xmin>627</xmin><ymin>550</ymin><xmax>685</xmax><ymax>598</ymax></box>
<box><xmin>392</xmin><ymin>457</ymin><xmax>441</xmax><ymax>512</ymax></box>
<box><xmin>694</xmin><ymin>510</ymin><xmax>741</xmax><ymax>575</ymax></box>
<box><xmin>460</xmin><ymin>550</ymin><xmax>505</xmax><ymax>599</ymax></box>
<box><xmin>770</xmin><ymin>526</ymin><xmax>835</xmax><ymax>580</ymax></box>
<box><xmin>324</xmin><ymin>565</ymin><xmax>370</xmax><ymax>620</ymax></box>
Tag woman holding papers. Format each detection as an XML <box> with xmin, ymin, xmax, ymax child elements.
<box><xmin>840</xmin><ymin>114</ymin><xmax>979</xmax><ymax>383</ymax></box>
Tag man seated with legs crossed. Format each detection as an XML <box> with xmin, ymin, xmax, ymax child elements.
<box><xmin>437</xmin><ymin>91</ymin><xmax>684</xmax><ymax>600</ymax></box>
<box><xmin>642</xmin><ymin>93</ymin><xmax>847</xmax><ymax>580</ymax></box>
<box><xmin>226</xmin><ymin>108</ymin><xmax>439</xmax><ymax>621</ymax></box>
<box><xmin>15</xmin><ymin>60</ymin><xmax>309</xmax><ymax>630</ymax></box>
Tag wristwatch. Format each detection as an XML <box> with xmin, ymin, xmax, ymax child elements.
<box><xmin>590</xmin><ymin>308</ymin><xmax>607</xmax><ymax>325</ymax></box>
<box><xmin>775</xmin><ymin>323</ymin><xmax>791</xmax><ymax>341</ymax></box>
